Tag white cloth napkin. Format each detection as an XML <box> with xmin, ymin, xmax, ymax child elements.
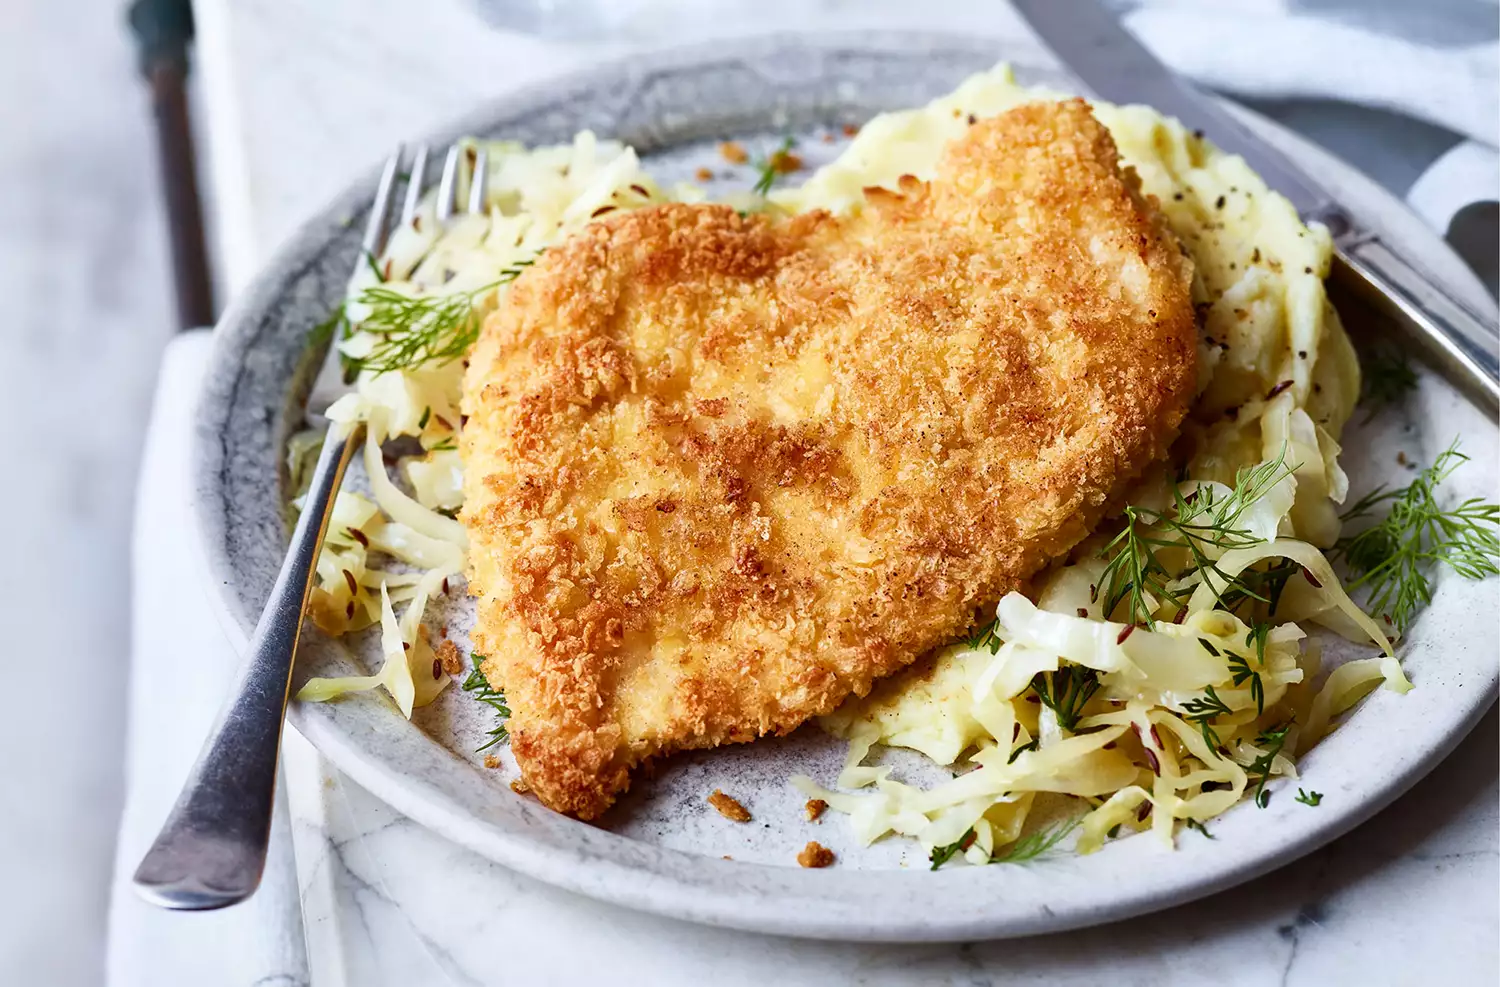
<box><xmin>107</xmin><ymin>331</ymin><xmax>310</xmax><ymax>987</ymax></box>
<box><xmin>1124</xmin><ymin>2</ymin><xmax>1499</xmax><ymax>148</ymax></box>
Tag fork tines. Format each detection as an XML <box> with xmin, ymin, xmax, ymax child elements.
<box><xmin>364</xmin><ymin>143</ymin><xmax>487</xmax><ymax>260</ymax></box>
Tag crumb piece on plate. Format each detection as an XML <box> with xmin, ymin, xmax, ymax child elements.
<box><xmin>718</xmin><ymin>141</ymin><xmax>748</xmax><ymax>164</ymax></box>
<box><xmin>805</xmin><ymin>798</ymin><xmax>827</xmax><ymax>822</ymax></box>
<box><xmin>768</xmin><ymin>148</ymin><xmax>802</xmax><ymax>175</ymax></box>
<box><xmin>708</xmin><ymin>789</ymin><xmax>752</xmax><ymax>822</ymax></box>
<box><xmin>510</xmin><ymin>778</ymin><xmax>529</xmax><ymax>793</ymax></box>
<box><xmin>484</xmin><ymin>754</ymin><xmax>501</xmax><ymax>769</ymax></box>
<box><xmin>722</xmin><ymin>855</ymin><xmax>733</xmax><ymax>860</ymax></box>
<box><xmin>797</xmin><ymin>842</ymin><xmax>835</xmax><ymax>868</ymax></box>
<box><xmin>842</xmin><ymin>123</ymin><xmax>859</xmax><ymax>137</ymax></box>
<box><xmin>435</xmin><ymin>639</ymin><xmax>463</xmax><ymax>676</ymax></box>
<box><xmin>695</xmin><ymin>166</ymin><xmax>714</xmax><ymax>182</ymax></box>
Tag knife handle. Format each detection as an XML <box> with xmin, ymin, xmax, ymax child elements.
<box><xmin>1334</xmin><ymin>237</ymin><xmax>1499</xmax><ymax>414</ymax></box>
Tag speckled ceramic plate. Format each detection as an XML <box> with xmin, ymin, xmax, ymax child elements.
<box><xmin>194</xmin><ymin>32</ymin><xmax>1498</xmax><ymax>941</ymax></box>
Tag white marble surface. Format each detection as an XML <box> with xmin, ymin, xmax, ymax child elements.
<box><xmin>160</xmin><ymin>0</ymin><xmax>1500</xmax><ymax>984</ymax></box>
<box><xmin>108</xmin><ymin>332</ymin><xmax>309</xmax><ymax>987</ymax></box>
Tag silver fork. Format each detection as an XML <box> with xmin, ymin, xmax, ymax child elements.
<box><xmin>133</xmin><ymin>142</ymin><xmax>488</xmax><ymax>910</ymax></box>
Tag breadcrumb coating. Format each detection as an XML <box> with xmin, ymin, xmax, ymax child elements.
<box><xmin>461</xmin><ymin>100</ymin><xmax>1195</xmax><ymax>819</ymax></box>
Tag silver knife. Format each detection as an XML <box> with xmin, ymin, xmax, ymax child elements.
<box><xmin>1013</xmin><ymin>0</ymin><xmax>1499</xmax><ymax>413</ymax></box>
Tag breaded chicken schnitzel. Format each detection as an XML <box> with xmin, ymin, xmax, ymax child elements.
<box><xmin>460</xmin><ymin>99</ymin><xmax>1196</xmax><ymax>819</ymax></box>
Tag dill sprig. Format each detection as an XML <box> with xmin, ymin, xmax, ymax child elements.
<box><xmin>1191</xmin><ymin>632</ymin><xmax>1266</xmax><ymax>730</ymax></box>
<box><xmin>1096</xmin><ymin>452</ymin><xmax>1297</xmax><ymax>627</ymax></box>
<box><xmin>1028</xmin><ymin>666</ymin><xmax>1101</xmax><ymax>732</ymax></box>
<box><xmin>461</xmin><ymin>654</ymin><xmax>510</xmax><ymax>752</ymax></box>
<box><xmin>323</xmin><ymin>255</ymin><xmax>537</xmax><ymax>377</ymax></box>
<box><xmin>1359</xmin><ymin>347</ymin><xmax>1418</xmax><ymax>419</ymax></box>
<box><xmin>1233</xmin><ymin>624</ymin><xmax>1269</xmax><ymax>714</ymax></box>
<box><xmin>1335</xmin><ymin>441</ymin><xmax>1499</xmax><ymax>631</ymax></box>
<box><xmin>966</xmin><ymin>617</ymin><xmax>1003</xmax><ymax>654</ymax></box>
<box><xmin>1246</xmin><ymin>721</ymin><xmax>1292</xmax><ymax>808</ymax></box>
<box><xmin>928</xmin><ymin>816</ymin><xmax>1081</xmax><ymax>870</ymax></box>
<box><xmin>362</xmin><ymin>248</ymin><xmax>387</xmax><ymax>283</ymax></box>
<box><xmin>928</xmin><ymin>828</ymin><xmax>977</xmax><ymax>870</ymax></box>
<box><xmin>751</xmin><ymin>136</ymin><xmax>796</xmax><ymax>196</ymax></box>
<box><xmin>989</xmin><ymin>815</ymin><xmax>1082</xmax><ymax>864</ymax></box>
<box><xmin>349</xmin><ymin>265</ymin><xmax>525</xmax><ymax>374</ymax></box>
<box><xmin>1008</xmin><ymin>736</ymin><xmax>1041</xmax><ymax>764</ymax></box>
<box><xmin>1179</xmin><ymin>684</ymin><xmax>1234</xmax><ymax>750</ymax></box>
<box><xmin>1295</xmin><ymin>789</ymin><xmax>1322</xmax><ymax>806</ymax></box>
<box><xmin>1184</xmin><ymin>818</ymin><xmax>1215</xmax><ymax>839</ymax></box>
<box><xmin>1217</xmin><ymin>560</ymin><xmax>1299</xmax><ymax>613</ymax></box>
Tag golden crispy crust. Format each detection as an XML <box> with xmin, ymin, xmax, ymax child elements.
<box><xmin>461</xmin><ymin>100</ymin><xmax>1196</xmax><ymax>819</ymax></box>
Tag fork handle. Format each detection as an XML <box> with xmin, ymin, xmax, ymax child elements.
<box><xmin>1334</xmin><ymin>237</ymin><xmax>1499</xmax><ymax>414</ymax></box>
<box><xmin>133</xmin><ymin>423</ymin><xmax>361</xmax><ymax>910</ymax></box>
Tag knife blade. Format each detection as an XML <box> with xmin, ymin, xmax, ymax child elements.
<box><xmin>1013</xmin><ymin>0</ymin><xmax>1341</xmax><ymax>224</ymax></box>
<box><xmin>1012</xmin><ymin>0</ymin><xmax>1499</xmax><ymax>412</ymax></box>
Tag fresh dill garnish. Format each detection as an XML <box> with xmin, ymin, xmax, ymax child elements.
<box><xmin>928</xmin><ymin>828</ymin><xmax>977</xmax><ymax>870</ymax></box>
<box><xmin>1334</xmin><ymin>441</ymin><xmax>1499</xmax><ymax>631</ymax></box>
<box><xmin>1180</xmin><ymin>685</ymin><xmax>1234</xmax><ymax>750</ymax></box>
<box><xmin>989</xmin><ymin>815</ymin><xmax>1082</xmax><ymax>864</ymax></box>
<box><xmin>1008</xmin><ymin>737</ymin><xmax>1040</xmax><ymax>763</ymax></box>
<box><xmin>348</xmin><ymin>280</ymin><xmax>493</xmax><ymax>375</ymax></box>
<box><xmin>429</xmin><ymin>436</ymin><xmax>457</xmax><ymax>452</ymax></box>
<box><xmin>1184</xmin><ymin>818</ymin><xmax>1215</xmax><ymax>839</ymax></box>
<box><xmin>1232</xmin><ymin>624</ymin><xmax>1269</xmax><ymax>714</ymax></box>
<box><xmin>751</xmin><ymin>136</ymin><xmax>796</xmax><ymax>196</ymax></box>
<box><xmin>928</xmin><ymin>816</ymin><xmax>1082</xmax><ymax>870</ymax></box>
<box><xmin>1097</xmin><ymin>451</ymin><xmax>1296</xmax><ymax>626</ymax></box>
<box><xmin>1218</xmin><ymin>560</ymin><xmax>1299</xmax><ymax>613</ymax></box>
<box><xmin>1295</xmin><ymin>788</ymin><xmax>1322</xmax><ymax>806</ymax></box>
<box><xmin>461</xmin><ymin>654</ymin><xmax>510</xmax><ymax>752</ymax></box>
<box><xmin>337</xmin><ymin>256</ymin><xmax>537</xmax><ymax>376</ymax></box>
<box><xmin>1359</xmin><ymin>347</ymin><xmax>1417</xmax><ymax>419</ymax></box>
<box><xmin>362</xmin><ymin>248</ymin><xmax>387</xmax><ymax>282</ymax></box>
<box><xmin>966</xmin><ymin>617</ymin><xmax>1003</xmax><ymax>654</ymax></box>
<box><xmin>1028</xmin><ymin>666</ymin><xmax>1101</xmax><ymax>732</ymax></box>
<box><xmin>1247</xmin><ymin>721</ymin><xmax>1292</xmax><ymax>808</ymax></box>
<box><xmin>417</xmin><ymin>406</ymin><xmax>431</xmax><ymax>430</ymax></box>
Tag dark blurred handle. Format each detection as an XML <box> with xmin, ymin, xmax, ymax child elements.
<box><xmin>129</xmin><ymin>0</ymin><xmax>215</xmax><ymax>329</ymax></box>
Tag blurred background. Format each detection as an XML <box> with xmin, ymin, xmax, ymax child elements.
<box><xmin>2</xmin><ymin>1</ymin><xmax>174</xmax><ymax>984</ymax></box>
<box><xmin>1</xmin><ymin>1</ymin><xmax>1493</xmax><ymax>985</ymax></box>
